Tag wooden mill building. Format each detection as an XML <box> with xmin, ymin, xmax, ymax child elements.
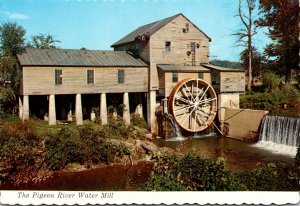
<box><xmin>17</xmin><ymin>13</ymin><xmax>245</xmax><ymax>132</ymax></box>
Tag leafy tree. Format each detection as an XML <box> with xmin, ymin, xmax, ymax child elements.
<box><xmin>30</xmin><ymin>34</ymin><xmax>60</xmax><ymax>49</ymax></box>
<box><xmin>0</xmin><ymin>22</ymin><xmax>26</xmax><ymax>57</ymax></box>
<box><xmin>234</xmin><ymin>0</ymin><xmax>258</xmax><ymax>92</ymax></box>
<box><xmin>0</xmin><ymin>22</ymin><xmax>25</xmax><ymax>108</ymax></box>
<box><xmin>0</xmin><ymin>56</ymin><xmax>19</xmax><ymax>91</ymax></box>
<box><xmin>257</xmin><ymin>0</ymin><xmax>299</xmax><ymax>83</ymax></box>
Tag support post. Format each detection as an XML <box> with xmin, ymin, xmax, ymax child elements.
<box><xmin>75</xmin><ymin>94</ymin><xmax>83</xmax><ymax>125</ymax></box>
<box><xmin>22</xmin><ymin>95</ymin><xmax>29</xmax><ymax>120</ymax></box>
<box><xmin>123</xmin><ymin>92</ymin><xmax>130</xmax><ymax>124</ymax></box>
<box><xmin>147</xmin><ymin>90</ymin><xmax>157</xmax><ymax>133</ymax></box>
<box><xmin>100</xmin><ymin>93</ymin><xmax>107</xmax><ymax>125</ymax></box>
<box><xmin>18</xmin><ymin>96</ymin><xmax>23</xmax><ymax>119</ymax></box>
<box><xmin>48</xmin><ymin>94</ymin><xmax>56</xmax><ymax>125</ymax></box>
<box><xmin>135</xmin><ymin>104</ymin><xmax>143</xmax><ymax>118</ymax></box>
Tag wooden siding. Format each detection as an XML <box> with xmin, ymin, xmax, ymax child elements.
<box><xmin>163</xmin><ymin>72</ymin><xmax>211</xmax><ymax>97</ymax></box>
<box><xmin>220</xmin><ymin>72</ymin><xmax>245</xmax><ymax>93</ymax></box>
<box><xmin>22</xmin><ymin>66</ymin><xmax>148</xmax><ymax>95</ymax></box>
<box><xmin>149</xmin><ymin>15</ymin><xmax>210</xmax><ymax>89</ymax></box>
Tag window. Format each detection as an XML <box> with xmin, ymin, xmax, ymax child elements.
<box><xmin>118</xmin><ymin>70</ymin><xmax>124</xmax><ymax>84</ymax></box>
<box><xmin>172</xmin><ymin>72</ymin><xmax>178</xmax><ymax>83</ymax></box>
<box><xmin>191</xmin><ymin>42</ymin><xmax>196</xmax><ymax>51</ymax></box>
<box><xmin>55</xmin><ymin>69</ymin><xmax>62</xmax><ymax>85</ymax></box>
<box><xmin>165</xmin><ymin>41</ymin><xmax>171</xmax><ymax>52</ymax></box>
<box><xmin>198</xmin><ymin>72</ymin><xmax>203</xmax><ymax>79</ymax></box>
<box><xmin>87</xmin><ymin>70</ymin><xmax>94</xmax><ymax>84</ymax></box>
<box><xmin>185</xmin><ymin>23</ymin><xmax>189</xmax><ymax>32</ymax></box>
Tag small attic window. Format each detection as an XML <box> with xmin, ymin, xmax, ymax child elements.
<box><xmin>165</xmin><ymin>41</ymin><xmax>171</xmax><ymax>52</ymax></box>
<box><xmin>184</xmin><ymin>23</ymin><xmax>189</xmax><ymax>32</ymax></box>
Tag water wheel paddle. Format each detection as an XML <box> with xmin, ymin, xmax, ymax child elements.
<box><xmin>168</xmin><ymin>78</ymin><xmax>217</xmax><ymax>133</ymax></box>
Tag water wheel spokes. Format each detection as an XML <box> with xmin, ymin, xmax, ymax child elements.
<box><xmin>168</xmin><ymin>78</ymin><xmax>217</xmax><ymax>133</ymax></box>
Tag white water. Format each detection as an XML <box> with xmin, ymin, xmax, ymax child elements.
<box><xmin>166</xmin><ymin>136</ymin><xmax>186</xmax><ymax>141</ymax></box>
<box><xmin>254</xmin><ymin>140</ymin><xmax>297</xmax><ymax>157</ymax></box>
<box><xmin>253</xmin><ymin>115</ymin><xmax>300</xmax><ymax>156</ymax></box>
<box><xmin>165</xmin><ymin>114</ymin><xmax>182</xmax><ymax>137</ymax></box>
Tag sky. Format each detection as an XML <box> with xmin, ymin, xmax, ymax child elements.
<box><xmin>0</xmin><ymin>0</ymin><xmax>271</xmax><ymax>61</ymax></box>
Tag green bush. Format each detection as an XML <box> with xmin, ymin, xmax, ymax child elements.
<box><xmin>240</xmin><ymin>89</ymin><xmax>285</xmax><ymax>109</ymax></box>
<box><xmin>45</xmin><ymin>127</ymin><xmax>86</xmax><ymax>170</ymax></box>
<box><xmin>143</xmin><ymin>155</ymin><xmax>246</xmax><ymax>191</ymax></box>
<box><xmin>0</xmin><ymin>120</ymin><xmax>43</xmax><ymax>182</ymax></box>
<box><xmin>0</xmin><ymin>88</ymin><xmax>16</xmax><ymax>118</ymax></box>
<box><xmin>262</xmin><ymin>71</ymin><xmax>281</xmax><ymax>92</ymax></box>
<box><xmin>237</xmin><ymin>163</ymin><xmax>299</xmax><ymax>191</ymax></box>
<box><xmin>280</xmin><ymin>84</ymin><xmax>300</xmax><ymax>104</ymax></box>
<box><xmin>45</xmin><ymin>124</ymin><xmax>131</xmax><ymax>170</ymax></box>
<box><xmin>101</xmin><ymin>118</ymin><xmax>132</xmax><ymax>139</ymax></box>
<box><xmin>131</xmin><ymin>114</ymin><xmax>148</xmax><ymax>129</ymax></box>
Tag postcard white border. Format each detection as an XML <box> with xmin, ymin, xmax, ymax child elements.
<box><xmin>0</xmin><ymin>191</ymin><xmax>299</xmax><ymax>205</ymax></box>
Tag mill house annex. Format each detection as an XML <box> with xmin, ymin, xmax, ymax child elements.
<box><xmin>17</xmin><ymin>13</ymin><xmax>245</xmax><ymax>133</ymax></box>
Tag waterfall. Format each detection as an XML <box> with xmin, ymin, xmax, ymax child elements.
<box><xmin>164</xmin><ymin>114</ymin><xmax>185</xmax><ymax>141</ymax></box>
<box><xmin>254</xmin><ymin>115</ymin><xmax>300</xmax><ymax>156</ymax></box>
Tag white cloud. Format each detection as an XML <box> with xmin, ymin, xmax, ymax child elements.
<box><xmin>0</xmin><ymin>10</ymin><xmax>29</xmax><ymax>20</ymax></box>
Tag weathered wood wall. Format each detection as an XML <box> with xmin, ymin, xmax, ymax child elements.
<box><xmin>149</xmin><ymin>15</ymin><xmax>210</xmax><ymax>90</ymax></box>
<box><xmin>21</xmin><ymin>66</ymin><xmax>148</xmax><ymax>95</ymax></box>
<box><xmin>220</xmin><ymin>72</ymin><xmax>245</xmax><ymax>93</ymax></box>
<box><xmin>162</xmin><ymin>72</ymin><xmax>211</xmax><ymax>97</ymax></box>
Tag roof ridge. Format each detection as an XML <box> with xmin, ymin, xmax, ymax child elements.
<box><xmin>111</xmin><ymin>13</ymin><xmax>182</xmax><ymax>47</ymax></box>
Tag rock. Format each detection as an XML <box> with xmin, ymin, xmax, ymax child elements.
<box><xmin>140</xmin><ymin>141</ymin><xmax>159</xmax><ymax>153</ymax></box>
<box><xmin>135</xmin><ymin>139</ymin><xmax>141</xmax><ymax>147</ymax></box>
<box><xmin>144</xmin><ymin>133</ymin><xmax>154</xmax><ymax>140</ymax></box>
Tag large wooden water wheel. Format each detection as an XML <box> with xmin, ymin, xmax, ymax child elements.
<box><xmin>168</xmin><ymin>78</ymin><xmax>217</xmax><ymax>133</ymax></box>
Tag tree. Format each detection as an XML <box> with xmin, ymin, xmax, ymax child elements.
<box><xmin>31</xmin><ymin>34</ymin><xmax>61</xmax><ymax>49</ymax></box>
<box><xmin>234</xmin><ymin>0</ymin><xmax>258</xmax><ymax>92</ymax></box>
<box><xmin>257</xmin><ymin>0</ymin><xmax>299</xmax><ymax>83</ymax></box>
<box><xmin>0</xmin><ymin>22</ymin><xmax>26</xmax><ymax>57</ymax></box>
<box><xmin>0</xmin><ymin>22</ymin><xmax>25</xmax><ymax>115</ymax></box>
<box><xmin>240</xmin><ymin>46</ymin><xmax>265</xmax><ymax>78</ymax></box>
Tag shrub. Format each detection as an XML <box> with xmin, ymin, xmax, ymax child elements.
<box><xmin>280</xmin><ymin>84</ymin><xmax>300</xmax><ymax>104</ymax></box>
<box><xmin>45</xmin><ymin>126</ymin><xmax>86</xmax><ymax>170</ymax></box>
<box><xmin>262</xmin><ymin>71</ymin><xmax>281</xmax><ymax>92</ymax></box>
<box><xmin>0</xmin><ymin>120</ymin><xmax>43</xmax><ymax>182</ymax></box>
<box><xmin>101</xmin><ymin>118</ymin><xmax>132</xmax><ymax>139</ymax></box>
<box><xmin>237</xmin><ymin>163</ymin><xmax>299</xmax><ymax>191</ymax></box>
<box><xmin>0</xmin><ymin>88</ymin><xmax>16</xmax><ymax>118</ymax></box>
<box><xmin>45</xmin><ymin>124</ymin><xmax>131</xmax><ymax>170</ymax></box>
<box><xmin>240</xmin><ymin>89</ymin><xmax>285</xmax><ymax>109</ymax></box>
<box><xmin>131</xmin><ymin>114</ymin><xmax>148</xmax><ymax>129</ymax></box>
<box><xmin>143</xmin><ymin>155</ymin><xmax>246</xmax><ymax>191</ymax></box>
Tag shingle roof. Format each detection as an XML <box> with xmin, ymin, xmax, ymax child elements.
<box><xmin>201</xmin><ymin>64</ymin><xmax>244</xmax><ymax>72</ymax></box>
<box><xmin>157</xmin><ymin>64</ymin><xmax>210</xmax><ymax>72</ymax></box>
<box><xmin>111</xmin><ymin>13</ymin><xmax>211</xmax><ymax>47</ymax></box>
<box><xmin>17</xmin><ymin>48</ymin><xmax>148</xmax><ymax>67</ymax></box>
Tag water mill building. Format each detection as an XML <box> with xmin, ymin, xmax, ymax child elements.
<box><xmin>17</xmin><ymin>13</ymin><xmax>245</xmax><ymax>134</ymax></box>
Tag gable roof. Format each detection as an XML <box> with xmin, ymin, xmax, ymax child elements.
<box><xmin>111</xmin><ymin>13</ymin><xmax>211</xmax><ymax>47</ymax></box>
<box><xmin>17</xmin><ymin>48</ymin><xmax>148</xmax><ymax>67</ymax></box>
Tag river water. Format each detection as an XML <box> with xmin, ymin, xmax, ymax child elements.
<box><xmin>154</xmin><ymin>135</ymin><xmax>295</xmax><ymax>171</ymax></box>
